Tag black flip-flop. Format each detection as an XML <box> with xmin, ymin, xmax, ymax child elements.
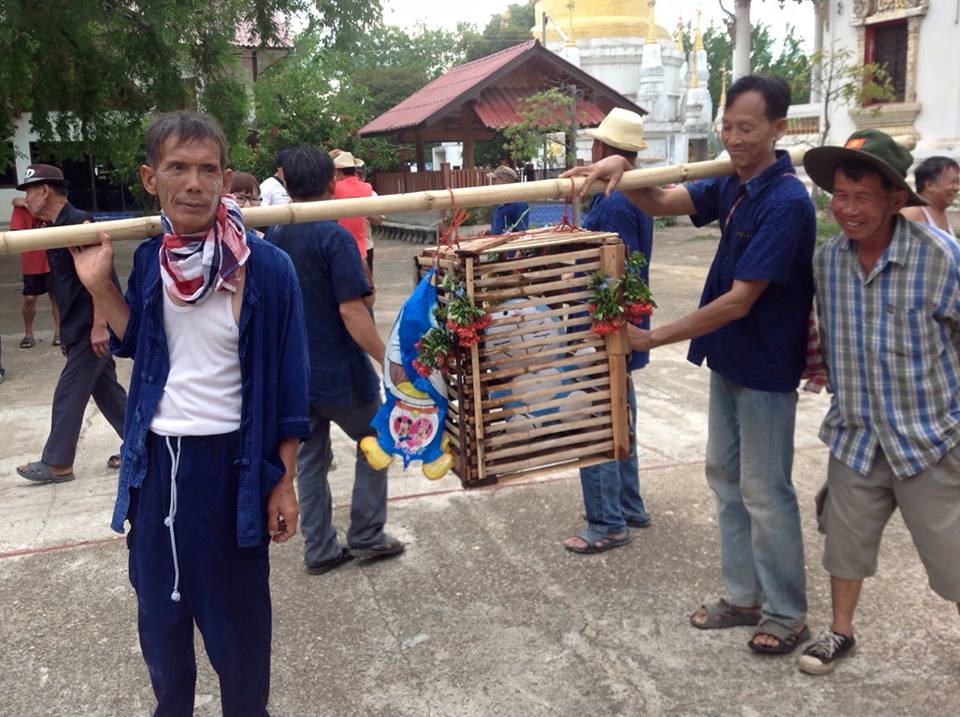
<box><xmin>748</xmin><ymin>620</ymin><xmax>811</xmax><ymax>655</ymax></box>
<box><xmin>20</xmin><ymin>336</ymin><xmax>35</xmax><ymax>349</ymax></box>
<box><xmin>564</xmin><ymin>531</ymin><xmax>631</xmax><ymax>554</ymax></box>
<box><xmin>304</xmin><ymin>551</ymin><xmax>354</xmax><ymax>576</ymax></box>
<box><xmin>17</xmin><ymin>462</ymin><xmax>75</xmax><ymax>483</ymax></box>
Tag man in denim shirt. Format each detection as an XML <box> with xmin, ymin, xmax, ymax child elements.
<box><xmin>69</xmin><ymin>112</ymin><xmax>309</xmax><ymax>716</ymax></box>
<box><xmin>565</xmin><ymin>76</ymin><xmax>815</xmax><ymax>655</ymax></box>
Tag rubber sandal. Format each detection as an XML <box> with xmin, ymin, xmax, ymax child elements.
<box><xmin>349</xmin><ymin>537</ymin><xmax>406</xmax><ymax>559</ymax></box>
<box><xmin>107</xmin><ymin>454</ymin><xmax>121</xmax><ymax>469</ymax></box>
<box><xmin>748</xmin><ymin>620</ymin><xmax>811</xmax><ymax>655</ymax></box>
<box><xmin>304</xmin><ymin>550</ymin><xmax>354</xmax><ymax>576</ymax></box>
<box><xmin>52</xmin><ymin>335</ymin><xmax>61</xmax><ymax>347</ymax></box>
<box><xmin>20</xmin><ymin>336</ymin><xmax>35</xmax><ymax>349</ymax></box>
<box><xmin>16</xmin><ymin>462</ymin><xmax>75</xmax><ymax>484</ymax></box>
<box><xmin>690</xmin><ymin>598</ymin><xmax>762</xmax><ymax>630</ymax></box>
<box><xmin>564</xmin><ymin>530</ymin><xmax>631</xmax><ymax>554</ymax></box>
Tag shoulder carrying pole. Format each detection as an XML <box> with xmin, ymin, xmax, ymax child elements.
<box><xmin>0</xmin><ymin>149</ymin><xmax>809</xmax><ymax>255</ymax></box>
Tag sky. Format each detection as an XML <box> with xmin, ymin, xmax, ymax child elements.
<box><xmin>382</xmin><ymin>0</ymin><xmax>816</xmax><ymax>52</ymax></box>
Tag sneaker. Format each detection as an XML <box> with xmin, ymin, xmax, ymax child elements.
<box><xmin>798</xmin><ymin>629</ymin><xmax>856</xmax><ymax>675</ymax></box>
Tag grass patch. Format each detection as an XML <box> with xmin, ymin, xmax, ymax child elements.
<box><xmin>690</xmin><ymin>233</ymin><xmax>719</xmax><ymax>241</ymax></box>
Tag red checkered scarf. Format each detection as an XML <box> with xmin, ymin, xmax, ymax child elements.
<box><xmin>159</xmin><ymin>196</ymin><xmax>250</xmax><ymax>303</ymax></box>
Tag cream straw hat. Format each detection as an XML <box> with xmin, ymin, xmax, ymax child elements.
<box><xmin>584</xmin><ymin>108</ymin><xmax>648</xmax><ymax>152</ymax></box>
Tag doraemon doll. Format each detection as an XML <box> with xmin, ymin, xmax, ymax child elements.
<box><xmin>361</xmin><ymin>269</ymin><xmax>454</xmax><ymax>480</ymax></box>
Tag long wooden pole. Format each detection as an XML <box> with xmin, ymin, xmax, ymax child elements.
<box><xmin>0</xmin><ymin>148</ymin><xmax>808</xmax><ymax>255</ymax></box>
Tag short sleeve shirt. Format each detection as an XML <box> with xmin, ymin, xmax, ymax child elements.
<box><xmin>259</xmin><ymin>175</ymin><xmax>289</xmax><ymax>207</ymax></box>
<box><xmin>11</xmin><ymin>207</ymin><xmax>49</xmax><ymax>275</ymax></box>
<box><xmin>47</xmin><ymin>203</ymin><xmax>104</xmax><ymax>347</ymax></box>
<box><xmin>268</xmin><ymin>220</ymin><xmax>379</xmax><ymax>406</ymax></box>
<box><xmin>685</xmin><ymin>151</ymin><xmax>815</xmax><ymax>392</ymax></box>
<box><xmin>583</xmin><ymin>191</ymin><xmax>655</xmax><ymax>371</ymax></box>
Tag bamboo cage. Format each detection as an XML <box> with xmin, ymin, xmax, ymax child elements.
<box><xmin>417</xmin><ymin>229</ymin><xmax>630</xmax><ymax>488</ymax></box>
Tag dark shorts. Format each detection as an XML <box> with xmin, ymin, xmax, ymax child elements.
<box><xmin>22</xmin><ymin>273</ymin><xmax>51</xmax><ymax>296</ymax></box>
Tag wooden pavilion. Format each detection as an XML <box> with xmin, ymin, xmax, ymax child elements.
<box><xmin>358</xmin><ymin>40</ymin><xmax>646</xmax><ymax>194</ymax></box>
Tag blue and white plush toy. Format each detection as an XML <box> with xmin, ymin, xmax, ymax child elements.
<box><xmin>361</xmin><ymin>269</ymin><xmax>454</xmax><ymax>480</ymax></box>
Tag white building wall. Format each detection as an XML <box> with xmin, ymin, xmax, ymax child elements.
<box><xmin>822</xmin><ymin>0</ymin><xmax>960</xmax><ymax>161</ymax></box>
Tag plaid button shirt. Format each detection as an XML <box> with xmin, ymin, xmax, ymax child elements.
<box><xmin>815</xmin><ymin>216</ymin><xmax>960</xmax><ymax>478</ymax></box>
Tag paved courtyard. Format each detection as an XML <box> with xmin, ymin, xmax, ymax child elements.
<box><xmin>0</xmin><ymin>223</ymin><xmax>957</xmax><ymax>716</ymax></box>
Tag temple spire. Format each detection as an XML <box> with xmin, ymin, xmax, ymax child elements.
<box><xmin>645</xmin><ymin>1</ymin><xmax>658</xmax><ymax>44</ymax></box>
<box><xmin>674</xmin><ymin>18</ymin><xmax>685</xmax><ymax>52</ymax></box>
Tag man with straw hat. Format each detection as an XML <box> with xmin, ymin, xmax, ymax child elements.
<box><xmin>564</xmin><ymin>75</ymin><xmax>815</xmax><ymax>655</ymax></box>
<box><xmin>332</xmin><ymin>149</ymin><xmax>375</xmax><ymax>261</ymax></box>
<box><xmin>68</xmin><ymin>111</ymin><xmax>309</xmax><ymax>714</ymax></box>
<box><xmin>797</xmin><ymin>129</ymin><xmax>960</xmax><ymax>675</ymax></box>
<box><xmin>561</xmin><ymin>107</ymin><xmax>655</xmax><ymax>557</ymax></box>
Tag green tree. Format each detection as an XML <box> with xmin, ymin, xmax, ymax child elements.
<box><xmin>697</xmin><ymin>22</ymin><xmax>811</xmax><ymax>110</ymax></box>
<box><xmin>253</xmin><ymin>24</ymin><xmax>463</xmax><ymax>174</ymax></box>
<box><xmin>811</xmin><ymin>44</ymin><xmax>894</xmax><ymax>148</ymax></box>
<box><xmin>0</xmin><ymin>0</ymin><xmax>382</xmax><ymax>177</ymax></box>
<box><xmin>458</xmin><ymin>2</ymin><xmax>536</xmax><ymax>61</ymax></box>
<box><xmin>502</xmin><ymin>88</ymin><xmax>576</xmax><ymax>169</ymax></box>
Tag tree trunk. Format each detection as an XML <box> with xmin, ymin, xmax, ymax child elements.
<box><xmin>733</xmin><ymin>0</ymin><xmax>751</xmax><ymax>80</ymax></box>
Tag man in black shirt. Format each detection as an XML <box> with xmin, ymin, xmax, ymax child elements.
<box><xmin>14</xmin><ymin>163</ymin><xmax>126</xmax><ymax>483</ymax></box>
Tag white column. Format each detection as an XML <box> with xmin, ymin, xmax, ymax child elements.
<box><xmin>732</xmin><ymin>0</ymin><xmax>751</xmax><ymax>80</ymax></box>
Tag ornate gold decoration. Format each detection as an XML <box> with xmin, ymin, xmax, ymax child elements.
<box><xmin>674</xmin><ymin>18</ymin><xmax>685</xmax><ymax>51</ymax></box>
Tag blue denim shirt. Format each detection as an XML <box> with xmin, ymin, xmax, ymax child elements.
<box><xmin>685</xmin><ymin>150</ymin><xmax>815</xmax><ymax>392</ymax></box>
<box><xmin>110</xmin><ymin>235</ymin><xmax>310</xmax><ymax>547</ymax></box>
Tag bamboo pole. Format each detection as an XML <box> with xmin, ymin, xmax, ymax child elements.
<box><xmin>0</xmin><ymin>148</ymin><xmax>809</xmax><ymax>255</ymax></box>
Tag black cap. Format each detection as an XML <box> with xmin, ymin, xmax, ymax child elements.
<box><xmin>16</xmin><ymin>163</ymin><xmax>69</xmax><ymax>191</ymax></box>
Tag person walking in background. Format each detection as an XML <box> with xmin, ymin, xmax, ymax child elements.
<box><xmin>259</xmin><ymin>149</ymin><xmax>290</xmax><ymax>206</ymax></box>
<box><xmin>14</xmin><ymin>163</ymin><xmax>126</xmax><ymax>483</ymax></box>
<box><xmin>487</xmin><ymin>166</ymin><xmax>529</xmax><ymax>236</ymax></box>
<box><xmin>11</xmin><ymin>200</ymin><xmax>60</xmax><ymax>349</ymax></box>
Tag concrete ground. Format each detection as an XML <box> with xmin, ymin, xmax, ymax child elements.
<box><xmin>0</xmin><ymin>224</ymin><xmax>957</xmax><ymax>717</ymax></box>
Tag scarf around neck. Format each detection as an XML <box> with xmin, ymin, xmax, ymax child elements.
<box><xmin>159</xmin><ymin>196</ymin><xmax>250</xmax><ymax>303</ymax></box>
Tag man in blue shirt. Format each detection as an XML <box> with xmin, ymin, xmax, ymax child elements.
<box><xmin>270</xmin><ymin>146</ymin><xmax>405</xmax><ymax>577</ymax></box>
<box><xmin>565</xmin><ymin>76</ymin><xmax>815</xmax><ymax>655</ymax></box>
<box><xmin>488</xmin><ymin>165</ymin><xmax>529</xmax><ymax>235</ymax></box>
<box><xmin>69</xmin><ymin>112</ymin><xmax>310</xmax><ymax>715</ymax></box>
<box><xmin>561</xmin><ymin>107</ymin><xmax>655</xmax><ymax>556</ymax></box>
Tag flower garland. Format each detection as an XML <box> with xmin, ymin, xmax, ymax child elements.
<box><xmin>588</xmin><ymin>251</ymin><xmax>656</xmax><ymax>336</ymax></box>
<box><xmin>413</xmin><ymin>274</ymin><xmax>491</xmax><ymax>377</ymax></box>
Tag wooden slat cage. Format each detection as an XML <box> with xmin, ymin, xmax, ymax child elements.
<box><xmin>415</xmin><ymin>229</ymin><xmax>630</xmax><ymax>488</ymax></box>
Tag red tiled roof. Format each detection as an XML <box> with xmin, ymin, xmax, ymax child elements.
<box><xmin>471</xmin><ymin>87</ymin><xmax>607</xmax><ymax>129</ymax></box>
<box><xmin>359</xmin><ymin>41</ymin><xmax>539</xmax><ymax>136</ymax></box>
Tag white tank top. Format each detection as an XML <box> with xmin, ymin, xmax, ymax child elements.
<box><xmin>150</xmin><ymin>288</ymin><xmax>243</xmax><ymax>436</ymax></box>
<box><xmin>921</xmin><ymin>206</ymin><xmax>956</xmax><ymax>238</ymax></box>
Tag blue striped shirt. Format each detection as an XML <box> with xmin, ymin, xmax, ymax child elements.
<box><xmin>815</xmin><ymin>216</ymin><xmax>960</xmax><ymax>478</ymax></box>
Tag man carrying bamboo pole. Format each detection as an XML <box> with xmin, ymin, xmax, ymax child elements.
<box><xmin>565</xmin><ymin>75</ymin><xmax>815</xmax><ymax>655</ymax></box>
<box><xmin>68</xmin><ymin>111</ymin><xmax>309</xmax><ymax>715</ymax></box>
<box><xmin>562</xmin><ymin>108</ymin><xmax>654</xmax><ymax>555</ymax></box>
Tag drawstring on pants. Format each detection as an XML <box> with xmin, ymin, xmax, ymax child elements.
<box><xmin>164</xmin><ymin>436</ymin><xmax>182</xmax><ymax>602</ymax></box>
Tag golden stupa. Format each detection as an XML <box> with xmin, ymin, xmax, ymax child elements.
<box><xmin>534</xmin><ymin>0</ymin><xmax>671</xmax><ymax>44</ymax></box>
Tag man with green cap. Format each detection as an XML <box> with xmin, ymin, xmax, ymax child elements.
<box><xmin>799</xmin><ymin>129</ymin><xmax>960</xmax><ymax>675</ymax></box>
